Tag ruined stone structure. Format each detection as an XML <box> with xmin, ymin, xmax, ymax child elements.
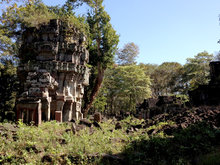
<box><xmin>16</xmin><ymin>19</ymin><xmax>89</xmax><ymax>124</ymax></box>
<box><xmin>137</xmin><ymin>96</ymin><xmax>184</xmax><ymax>119</ymax></box>
<box><xmin>189</xmin><ymin>61</ymin><xmax>220</xmax><ymax>106</ymax></box>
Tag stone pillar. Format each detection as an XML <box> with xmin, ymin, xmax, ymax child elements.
<box><xmin>41</xmin><ymin>97</ymin><xmax>51</xmax><ymax>121</ymax></box>
<box><xmin>72</xmin><ymin>102</ymin><xmax>77</xmax><ymax>120</ymax></box>
<box><xmin>16</xmin><ymin>101</ymin><xmax>42</xmax><ymax>125</ymax></box>
<box><xmin>76</xmin><ymin>102</ymin><xmax>83</xmax><ymax>120</ymax></box>
<box><xmin>55</xmin><ymin>95</ymin><xmax>65</xmax><ymax>122</ymax></box>
<box><xmin>62</xmin><ymin>100</ymin><xmax>73</xmax><ymax>122</ymax></box>
<box><xmin>37</xmin><ymin>102</ymin><xmax>42</xmax><ymax>125</ymax></box>
<box><xmin>16</xmin><ymin>104</ymin><xmax>22</xmax><ymax>122</ymax></box>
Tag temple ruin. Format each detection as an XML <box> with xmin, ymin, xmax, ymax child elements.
<box><xmin>189</xmin><ymin>61</ymin><xmax>220</xmax><ymax>106</ymax></box>
<box><xmin>16</xmin><ymin>19</ymin><xmax>89</xmax><ymax>124</ymax></box>
<box><xmin>137</xmin><ymin>96</ymin><xmax>184</xmax><ymax>120</ymax></box>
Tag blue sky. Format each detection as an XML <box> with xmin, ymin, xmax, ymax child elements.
<box><xmin>2</xmin><ymin>0</ymin><xmax>220</xmax><ymax>65</ymax></box>
<box><xmin>103</xmin><ymin>0</ymin><xmax>220</xmax><ymax>65</ymax></box>
<box><xmin>42</xmin><ymin>0</ymin><xmax>220</xmax><ymax>65</ymax></box>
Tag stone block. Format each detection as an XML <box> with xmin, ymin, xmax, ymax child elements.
<box><xmin>55</xmin><ymin>111</ymin><xmax>62</xmax><ymax>122</ymax></box>
<box><xmin>94</xmin><ymin>112</ymin><xmax>101</xmax><ymax>123</ymax></box>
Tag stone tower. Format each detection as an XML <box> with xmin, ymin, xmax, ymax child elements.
<box><xmin>16</xmin><ymin>19</ymin><xmax>89</xmax><ymax>124</ymax></box>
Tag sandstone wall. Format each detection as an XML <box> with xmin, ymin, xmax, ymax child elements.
<box><xmin>16</xmin><ymin>19</ymin><xmax>89</xmax><ymax>124</ymax></box>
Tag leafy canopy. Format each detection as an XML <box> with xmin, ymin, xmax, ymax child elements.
<box><xmin>116</xmin><ymin>42</ymin><xmax>139</xmax><ymax>65</ymax></box>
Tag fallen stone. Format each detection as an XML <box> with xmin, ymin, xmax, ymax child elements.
<box><xmin>93</xmin><ymin>121</ymin><xmax>102</xmax><ymax>129</ymax></box>
<box><xmin>76</xmin><ymin>124</ymin><xmax>86</xmax><ymax>131</ymax></box>
<box><xmin>79</xmin><ymin>119</ymin><xmax>92</xmax><ymax>127</ymax></box>
<box><xmin>180</xmin><ymin>123</ymin><xmax>187</xmax><ymax>129</ymax></box>
<box><xmin>94</xmin><ymin>112</ymin><xmax>101</xmax><ymax>123</ymax></box>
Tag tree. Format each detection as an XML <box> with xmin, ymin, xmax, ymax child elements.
<box><xmin>90</xmin><ymin>85</ymin><xmax>107</xmax><ymax>114</ymax></box>
<box><xmin>152</xmin><ymin>62</ymin><xmax>183</xmax><ymax>96</ymax></box>
<box><xmin>95</xmin><ymin>65</ymin><xmax>151</xmax><ymax>115</ymax></box>
<box><xmin>116</xmin><ymin>42</ymin><xmax>139</xmax><ymax>65</ymax></box>
<box><xmin>182</xmin><ymin>51</ymin><xmax>213</xmax><ymax>91</ymax></box>
<box><xmin>0</xmin><ymin>59</ymin><xmax>18</xmax><ymax>121</ymax></box>
<box><xmin>0</xmin><ymin>0</ymin><xmax>58</xmax><ymax>60</ymax></box>
<box><xmin>139</xmin><ymin>63</ymin><xmax>158</xmax><ymax>76</ymax></box>
<box><xmin>82</xmin><ymin>0</ymin><xmax>119</xmax><ymax>116</ymax></box>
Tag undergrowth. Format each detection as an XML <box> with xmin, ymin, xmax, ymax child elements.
<box><xmin>0</xmin><ymin>118</ymin><xmax>219</xmax><ymax>164</ymax></box>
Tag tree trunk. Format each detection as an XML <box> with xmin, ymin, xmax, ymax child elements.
<box><xmin>82</xmin><ymin>64</ymin><xmax>105</xmax><ymax>117</ymax></box>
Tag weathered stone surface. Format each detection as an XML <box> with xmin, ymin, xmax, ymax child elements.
<box><xmin>55</xmin><ymin>111</ymin><xmax>62</xmax><ymax>122</ymax></box>
<box><xmin>93</xmin><ymin>112</ymin><xmax>101</xmax><ymax>123</ymax></box>
<box><xmin>79</xmin><ymin>118</ymin><xmax>92</xmax><ymax>127</ymax></box>
<box><xmin>16</xmin><ymin>19</ymin><xmax>89</xmax><ymax>124</ymax></box>
<box><xmin>144</xmin><ymin>106</ymin><xmax>220</xmax><ymax>131</ymax></box>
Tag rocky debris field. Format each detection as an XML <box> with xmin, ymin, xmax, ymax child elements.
<box><xmin>0</xmin><ymin>106</ymin><xmax>219</xmax><ymax>164</ymax></box>
<box><xmin>144</xmin><ymin>106</ymin><xmax>220</xmax><ymax>135</ymax></box>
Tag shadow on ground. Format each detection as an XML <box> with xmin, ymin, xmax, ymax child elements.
<box><xmin>98</xmin><ymin>122</ymin><xmax>220</xmax><ymax>165</ymax></box>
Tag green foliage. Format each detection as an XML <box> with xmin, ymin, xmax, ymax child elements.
<box><xmin>17</xmin><ymin>2</ymin><xmax>57</xmax><ymax>27</ymax></box>
<box><xmin>123</xmin><ymin>122</ymin><xmax>219</xmax><ymax>165</ymax></box>
<box><xmin>82</xmin><ymin>0</ymin><xmax>119</xmax><ymax>114</ymax></box>
<box><xmin>0</xmin><ymin>59</ymin><xmax>17</xmax><ymax>121</ymax></box>
<box><xmin>96</xmin><ymin>64</ymin><xmax>151</xmax><ymax>114</ymax></box>
<box><xmin>138</xmin><ymin>52</ymin><xmax>213</xmax><ymax>97</ymax></box>
<box><xmin>182</xmin><ymin>51</ymin><xmax>213</xmax><ymax>91</ymax></box>
<box><xmin>91</xmin><ymin>87</ymin><xmax>107</xmax><ymax>113</ymax></box>
<box><xmin>198</xmin><ymin>151</ymin><xmax>220</xmax><ymax>165</ymax></box>
<box><xmin>150</xmin><ymin>62</ymin><xmax>183</xmax><ymax>96</ymax></box>
<box><xmin>0</xmin><ymin>0</ymin><xmax>57</xmax><ymax>59</ymax></box>
<box><xmin>86</xmin><ymin>0</ymin><xmax>119</xmax><ymax>69</ymax></box>
<box><xmin>0</xmin><ymin>117</ymin><xmax>219</xmax><ymax>164</ymax></box>
<box><xmin>0</xmin><ymin>120</ymin><xmax>128</xmax><ymax>164</ymax></box>
<box><xmin>174</xmin><ymin>94</ymin><xmax>189</xmax><ymax>103</ymax></box>
<box><xmin>139</xmin><ymin>63</ymin><xmax>158</xmax><ymax>76</ymax></box>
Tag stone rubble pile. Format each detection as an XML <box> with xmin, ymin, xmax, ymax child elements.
<box><xmin>137</xmin><ymin>96</ymin><xmax>185</xmax><ymax>120</ymax></box>
<box><xmin>145</xmin><ymin>106</ymin><xmax>220</xmax><ymax>135</ymax></box>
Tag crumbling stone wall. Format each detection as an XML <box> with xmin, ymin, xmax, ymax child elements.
<box><xmin>16</xmin><ymin>19</ymin><xmax>89</xmax><ymax>124</ymax></box>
